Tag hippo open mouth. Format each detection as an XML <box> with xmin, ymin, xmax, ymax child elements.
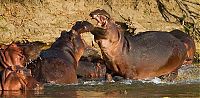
<box><xmin>89</xmin><ymin>9</ymin><xmax>110</xmax><ymax>27</ymax></box>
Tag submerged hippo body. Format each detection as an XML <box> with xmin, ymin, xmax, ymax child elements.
<box><xmin>27</xmin><ymin>21</ymin><xmax>94</xmax><ymax>84</ymax></box>
<box><xmin>77</xmin><ymin>57</ymin><xmax>106</xmax><ymax>79</ymax></box>
<box><xmin>90</xmin><ymin>9</ymin><xmax>187</xmax><ymax>79</ymax></box>
<box><xmin>0</xmin><ymin>66</ymin><xmax>42</xmax><ymax>91</ymax></box>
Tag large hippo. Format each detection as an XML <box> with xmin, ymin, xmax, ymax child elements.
<box><xmin>27</xmin><ymin>21</ymin><xmax>94</xmax><ymax>84</ymax></box>
<box><xmin>89</xmin><ymin>9</ymin><xmax>187</xmax><ymax>80</ymax></box>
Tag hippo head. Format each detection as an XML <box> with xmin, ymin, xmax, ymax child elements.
<box><xmin>89</xmin><ymin>9</ymin><xmax>110</xmax><ymax>27</ymax></box>
<box><xmin>72</xmin><ymin>21</ymin><xmax>94</xmax><ymax>34</ymax></box>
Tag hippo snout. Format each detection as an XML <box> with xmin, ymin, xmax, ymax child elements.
<box><xmin>72</xmin><ymin>21</ymin><xmax>94</xmax><ymax>34</ymax></box>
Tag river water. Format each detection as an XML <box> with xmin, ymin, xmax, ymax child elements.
<box><xmin>0</xmin><ymin>64</ymin><xmax>199</xmax><ymax>97</ymax></box>
<box><xmin>1</xmin><ymin>78</ymin><xmax>200</xmax><ymax>98</ymax></box>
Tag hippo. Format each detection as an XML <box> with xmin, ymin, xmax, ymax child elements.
<box><xmin>0</xmin><ymin>43</ymin><xmax>42</xmax><ymax>90</ymax></box>
<box><xmin>0</xmin><ymin>68</ymin><xmax>42</xmax><ymax>90</ymax></box>
<box><xmin>89</xmin><ymin>9</ymin><xmax>187</xmax><ymax>80</ymax></box>
<box><xmin>169</xmin><ymin>29</ymin><xmax>196</xmax><ymax>65</ymax></box>
<box><xmin>27</xmin><ymin>21</ymin><xmax>94</xmax><ymax>84</ymax></box>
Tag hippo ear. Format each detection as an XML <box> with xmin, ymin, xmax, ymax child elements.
<box><xmin>60</xmin><ymin>30</ymin><xmax>69</xmax><ymax>36</ymax></box>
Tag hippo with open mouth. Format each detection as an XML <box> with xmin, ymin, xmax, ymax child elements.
<box><xmin>89</xmin><ymin>9</ymin><xmax>187</xmax><ymax>80</ymax></box>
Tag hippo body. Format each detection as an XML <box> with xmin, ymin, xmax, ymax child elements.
<box><xmin>110</xmin><ymin>31</ymin><xmax>186</xmax><ymax>79</ymax></box>
<box><xmin>90</xmin><ymin>9</ymin><xmax>187</xmax><ymax>79</ymax></box>
<box><xmin>27</xmin><ymin>21</ymin><xmax>94</xmax><ymax>84</ymax></box>
<box><xmin>0</xmin><ymin>68</ymin><xmax>41</xmax><ymax>90</ymax></box>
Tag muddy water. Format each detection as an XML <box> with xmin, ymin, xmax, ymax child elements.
<box><xmin>1</xmin><ymin>79</ymin><xmax>200</xmax><ymax>98</ymax></box>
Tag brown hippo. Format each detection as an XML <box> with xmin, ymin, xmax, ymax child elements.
<box><xmin>169</xmin><ymin>29</ymin><xmax>196</xmax><ymax>65</ymax></box>
<box><xmin>89</xmin><ymin>9</ymin><xmax>187</xmax><ymax>80</ymax></box>
<box><xmin>27</xmin><ymin>21</ymin><xmax>94</xmax><ymax>84</ymax></box>
<box><xmin>0</xmin><ymin>43</ymin><xmax>42</xmax><ymax>90</ymax></box>
<box><xmin>0</xmin><ymin>43</ymin><xmax>25</xmax><ymax>70</ymax></box>
<box><xmin>0</xmin><ymin>68</ymin><xmax>42</xmax><ymax>91</ymax></box>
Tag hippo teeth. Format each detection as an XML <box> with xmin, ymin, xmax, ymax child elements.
<box><xmin>97</xmin><ymin>22</ymin><xmax>102</xmax><ymax>27</ymax></box>
<box><xmin>91</xmin><ymin>15</ymin><xmax>102</xmax><ymax>26</ymax></box>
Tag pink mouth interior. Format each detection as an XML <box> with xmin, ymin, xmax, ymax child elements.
<box><xmin>92</xmin><ymin>15</ymin><xmax>103</xmax><ymax>27</ymax></box>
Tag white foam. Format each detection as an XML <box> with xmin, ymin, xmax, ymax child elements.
<box><xmin>120</xmin><ymin>79</ymin><xmax>133</xmax><ymax>85</ymax></box>
<box><xmin>82</xmin><ymin>80</ymin><xmax>104</xmax><ymax>85</ymax></box>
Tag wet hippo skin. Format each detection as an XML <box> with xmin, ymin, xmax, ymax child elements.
<box><xmin>90</xmin><ymin>9</ymin><xmax>187</xmax><ymax>80</ymax></box>
<box><xmin>77</xmin><ymin>58</ymin><xmax>106</xmax><ymax>79</ymax></box>
<box><xmin>27</xmin><ymin>21</ymin><xmax>94</xmax><ymax>84</ymax></box>
<box><xmin>169</xmin><ymin>29</ymin><xmax>196</xmax><ymax>65</ymax></box>
<box><xmin>0</xmin><ymin>68</ymin><xmax>42</xmax><ymax>90</ymax></box>
<box><xmin>0</xmin><ymin>43</ymin><xmax>42</xmax><ymax>90</ymax></box>
<box><xmin>0</xmin><ymin>43</ymin><xmax>25</xmax><ymax>70</ymax></box>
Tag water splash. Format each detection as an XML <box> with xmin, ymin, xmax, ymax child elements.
<box><xmin>139</xmin><ymin>77</ymin><xmax>165</xmax><ymax>84</ymax></box>
<box><xmin>82</xmin><ymin>80</ymin><xmax>104</xmax><ymax>85</ymax></box>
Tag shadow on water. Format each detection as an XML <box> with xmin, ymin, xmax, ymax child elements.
<box><xmin>0</xmin><ymin>80</ymin><xmax>200</xmax><ymax>98</ymax></box>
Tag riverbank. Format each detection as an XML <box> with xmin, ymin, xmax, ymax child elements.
<box><xmin>0</xmin><ymin>0</ymin><xmax>199</xmax><ymax>61</ymax></box>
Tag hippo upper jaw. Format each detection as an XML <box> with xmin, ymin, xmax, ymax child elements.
<box><xmin>90</xmin><ymin>14</ymin><xmax>108</xmax><ymax>28</ymax></box>
<box><xmin>90</xmin><ymin>9</ymin><xmax>111</xmax><ymax>28</ymax></box>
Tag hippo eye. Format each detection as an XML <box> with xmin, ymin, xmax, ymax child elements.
<box><xmin>84</xmin><ymin>26</ymin><xmax>87</xmax><ymax>29</ymax></box>
<box><xmin>93</xmin><ymin>14</ymin><xmax>98</xmax><ymax>18</ymax></box>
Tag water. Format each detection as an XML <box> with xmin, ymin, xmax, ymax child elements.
<box><xmin>1</xmin><ymin>64</ymin><xmax>199</xmax><ymax>97</ymax></box>
<box><xmin>1</xmin><ymin>79</ymin><xmax>200</xmax><ymax>98</ymax></box>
